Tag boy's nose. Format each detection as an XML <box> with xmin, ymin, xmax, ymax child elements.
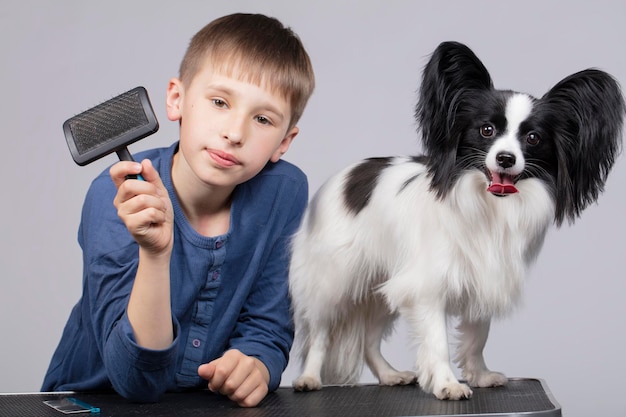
<box><xmin>223</xmin><ymin>131</ymin><xmax>242</xmax><ymax>144</ymax></box>
<box><xmin>222</xmin><ymin>116</ymin><xmax>245</xmax><ymax>145</ymax></box>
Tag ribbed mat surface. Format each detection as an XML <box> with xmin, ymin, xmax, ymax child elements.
<box><xmin>0</xmin><ymin>379</ymin><xmax>560</xmax><ymax>417</ymax></box>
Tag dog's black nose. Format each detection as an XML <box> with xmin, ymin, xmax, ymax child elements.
<box><xmin>496</xmin><ymin>152</ymin><xmax>516</xmax><ymax>168</ymax></box>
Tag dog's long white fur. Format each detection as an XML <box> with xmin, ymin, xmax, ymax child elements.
<box><xmin>289</xmin><ymin>40</ymin><xmax>624</xmax><ymax>400</ymax></box>
<box><xmin>290</xmin><ymin>157</ymin><xmax>554</xmax><ymax>399</ymax></box>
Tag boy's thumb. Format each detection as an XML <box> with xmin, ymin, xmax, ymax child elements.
<box><xmin>139</xmin><ymin>159</ymin><xmax>160</xmax><ymax>183</ymax></box>
<box><xmin>198</xmin><ymin>363</ymin><xmax>215</xmax><ymax>381</ymax></box>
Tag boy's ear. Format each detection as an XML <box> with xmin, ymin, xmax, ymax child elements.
<box><xmin>166</xmin><ymin>78</ymin><xmax>184</xmax><ymax>121</ymax></box>
<box><xmin>270</xmin><ymin>126</ymin><xmax>299</xmax><ymax>163</ymax></box>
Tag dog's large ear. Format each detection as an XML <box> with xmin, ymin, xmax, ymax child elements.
<box><xmin>541</xmin><ymin>69</ymin><xmax>624</xmax><ymax>225</ymax></box>
<box><xmin>416</xmin><ymin>41</ymin><xmax>493</xmax><ymax>196</ymax></box>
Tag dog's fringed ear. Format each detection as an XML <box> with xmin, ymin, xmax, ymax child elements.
<box><xmin>541</xmin><ymin>69</ymin><xmax>625</xmax><ymax>226</ymax></box>
<box><xmin>416</xmin><ymin>41</ymin><xmax>493</xmax><ymax>197</ymax></box>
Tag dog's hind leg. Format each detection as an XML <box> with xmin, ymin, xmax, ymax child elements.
<box><xmin>293</xmin><ymin>324</ymin><xmax>329</xmax><ymax>391</ymax></box>
<box><xmin>365</xmin><ymin>304</ymin><xmax>417</xmax><ymax>386</ymax></box>
<box><xmin>455</xmin><ymin>319</ymin><xmax>508</xmax><ymax>388</ymax></box>
<box><xmin>402</xmin><ymin>302</ymin><xmax>473</xmax><ymax>400</ymax></box>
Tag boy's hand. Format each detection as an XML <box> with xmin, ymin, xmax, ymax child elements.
<box><xmin>198</xmin><ymin>349</ymin><xmax>270</xmax><ymax>408</ymax></box>
<box><xmin>110</xmin><ymin>159</ymin><xmax>174</xmax><ymax>255</ymax></box>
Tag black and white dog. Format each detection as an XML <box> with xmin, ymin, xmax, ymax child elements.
<box><xmin>289</xmin><ymin>41</ymin><xmax>624</xmax><ymax>400</ymax></box>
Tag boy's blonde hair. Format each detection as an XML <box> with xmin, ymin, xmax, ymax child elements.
<box><xmin>179</xmin><ymin>13</ymin><xmax>315</xmax><ymax>128</ymax></box>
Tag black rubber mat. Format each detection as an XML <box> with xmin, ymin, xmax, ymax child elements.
<box><xmin>0</xmin><ymin>378</ymin><xmax>561</xmax><ymax>417</ymax></box>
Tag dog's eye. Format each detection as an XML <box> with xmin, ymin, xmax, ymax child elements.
<box><xmin>526</xmin><ymin>132</ymin><xmax>541</xmax><ymax>145</ymax></box>
<box><xmin>480</xmin><ymin>124</ymin><xmax>494</xmax><ymax>138</ymax></box>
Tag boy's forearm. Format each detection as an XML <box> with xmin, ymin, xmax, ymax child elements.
<box><xmin>127</xmin><ymin>247</ymin><xmax>174</xmax><ymax>349</ymax></box>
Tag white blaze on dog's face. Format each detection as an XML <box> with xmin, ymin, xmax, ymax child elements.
<box><xmin>485</xmin><ymin>94</ymin><xmax>533</xmax><ymax>196</ymax></box>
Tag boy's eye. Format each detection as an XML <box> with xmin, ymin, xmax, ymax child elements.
<box><xmin>255</xmin><ymin>115</ymin><xmax>272</xmax><ymax>125</ymax></box>
<box><xmin>212</xmin><ymin>99</ymin><xmax>227</xmax><ymax>108</ymax></box>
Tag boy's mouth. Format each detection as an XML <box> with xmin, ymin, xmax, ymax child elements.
<box><xmin>208</xmin><ymin>149</ymin><xmax>240</xmax><ymax>167</ymax></box>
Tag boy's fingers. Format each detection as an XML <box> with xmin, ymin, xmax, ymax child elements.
<box><xmin>109</xmin><ymin>161</ymin><xmax>143</xmax><ymax>188</ymax></box>
<box><xmin>198</xmin><ymin>352</ymin><xmax>268</xmax><ymax>407</ymax></box>
<box><xmin>207</xmin><ymin>361</ymin><xmax>233</xmax><ymax>393</ymax></box>
<box><xmin>117</xmin><ymin>194</ymin><xmax>168</xmax><ymax>223</ymax></box>
<box><xmin>198</xmin><ymin>362</ymin><xmax>216</xmax><ymax>382</ymax></box>
<box><xmin>138</xmin><ymin>159</ymin><xmax>158</xmax><ymax>182</ymax></box>
<box><xmin>199</xmin><ymin>353</ymin><xmax>243</xmax><ymax>393</ymax></box>
<box><xmin>140</xmin><ymin>159</ymin><xmax>170</xmax><ymax>198</ymax></box>
<box><xmin>110</xmin><ymin>159</ymin><xmax>163</xmax><ymax>188</ymax></box>
<box><xmin>235</xmin><ymin>383</ymin><xmax>267</xmax><ymax>408</ymax></box>
<box><xmin>111</xmin><ymin>160</ymin><xmax>166</xmax><ymax>203</ymax></box>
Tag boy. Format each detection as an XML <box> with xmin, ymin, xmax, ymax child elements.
<box><xmin>42</xmin><ymin>13</ymin><xmax>315</xmax><ymax>408</ymax></box>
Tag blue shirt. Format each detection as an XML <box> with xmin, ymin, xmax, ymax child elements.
<box><xmin>42</xmin><ymin>142</ymin><xmax>307</xmax><ymax>402</ymax></box>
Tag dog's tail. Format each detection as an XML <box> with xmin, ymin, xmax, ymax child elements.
<box><xmin>320</xmin><ymin>313</ymin><xmax>367</xmax><ymax>384</ymax></box>
<box><xmin>294</xmin><ymin>300</ymin><xmax>394</xmax><ymax>385</ymax></box>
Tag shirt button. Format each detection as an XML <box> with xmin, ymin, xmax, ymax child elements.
<box><xmin>216</xmin><ymin>241</ymin><xmax>223</xmax><ymax>249</ymax></box>
<box><xmin>192</xmin><ymin>339</ymin><xmax>201</xmax><ymax>348</ymax></box>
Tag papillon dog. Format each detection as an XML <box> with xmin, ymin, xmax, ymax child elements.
<box><xmin>289</xmin><ymin>41</ymin><xmax>624</xmax><ymax>400</ymax></box>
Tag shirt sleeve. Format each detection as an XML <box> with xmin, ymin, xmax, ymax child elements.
<box><xmin>79</xmin><ymin>173</ymin><xmax>179</xmax><ymax>402</ymax></box>
<box><xmin>227</xmin><ymin>170</ymin><xmax>308</xmax><ymax>391</ymax></box>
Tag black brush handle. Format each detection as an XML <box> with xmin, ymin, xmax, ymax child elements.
<box><xmin>116</xmin><ymin>148</ymin><xmax>145</xmax><ymax>181</ymax></box>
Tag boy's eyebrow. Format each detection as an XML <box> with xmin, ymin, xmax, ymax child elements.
<box><xmin>206</xmin><ymin>84</ymin><xmax>235</xmax><ymax>97</ymax></box>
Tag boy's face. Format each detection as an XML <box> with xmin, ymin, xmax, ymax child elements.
<box><xmin>166</xmin><ymin>64</ymin><xmax>299</xmax><ymax>190</ymax></box>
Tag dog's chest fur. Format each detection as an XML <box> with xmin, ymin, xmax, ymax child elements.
<box><xmin>316</xmin><ymin>157</ymin><xmax>556</xmax><ymax>320</ymax></box>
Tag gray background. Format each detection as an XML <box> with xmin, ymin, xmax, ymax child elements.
<box><xmin>1</xmin><ymin>1</ymin><xmax>625</xmax><ymax>416</ymax></box>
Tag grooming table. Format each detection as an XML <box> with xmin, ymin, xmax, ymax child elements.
<box><xmin>0</xmin><ymin>378</ymin><xmax>561</xmax><ymax>416</ymax></box>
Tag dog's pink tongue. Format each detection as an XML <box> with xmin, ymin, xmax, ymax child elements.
<box><xmin>487</xmin><ymin>172</ymin><xmax>518</xmax><ymax>195</ymax></box>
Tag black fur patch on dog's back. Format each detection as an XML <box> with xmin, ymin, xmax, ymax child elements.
<box><xmin>343</xmin><ymin>157</ymin><xmax>393</xmax><ymax>214</ymax></box>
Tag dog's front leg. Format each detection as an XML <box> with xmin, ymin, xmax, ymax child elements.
<box><xmin>402</xmin><ymin>303</ymin><xmax>473</xmax><ymax>400</ymax></box>
<box><xmin>455</xmin><ymin>319</ymin><xmax>508</xmax><ymax>388</ymax></box>
<box><xmin>293</xmin><ymin>325</ymin><xmax>329</xmax><ymax>391</ymax></box>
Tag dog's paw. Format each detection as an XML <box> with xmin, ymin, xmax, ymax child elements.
<box><xmin>465</xmin><ymin>371</ymin><xmax>508</xmax><ymax>388</ymax></box>
<box><xmin>434</xmin><ymin>382</ymin><xmax>473</xmax><ymax>400</ymax></box>
<box><xmin>378</xmin><ymin>370</ymin><xmax>418</xmax><ymax>386</ymax></box>
<box><xmin>293</xmin><ymin>375</ymin><xmax>323</xmax><ymax>392</ymax></box>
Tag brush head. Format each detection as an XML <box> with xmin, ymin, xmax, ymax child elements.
<box><xmin>63</xmin><ymin>86</ymin><xmax>159</xmax><ymax>166</ymax></box>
